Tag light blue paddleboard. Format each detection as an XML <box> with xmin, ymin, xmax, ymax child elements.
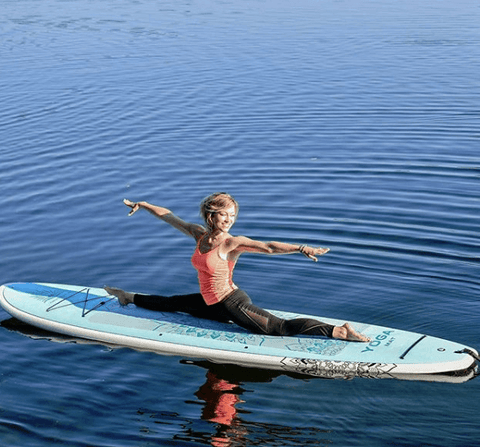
<box><xmin>0</xmin><ymin>282</ymin><xmax>477</xmax><ymax>381</ymax></box>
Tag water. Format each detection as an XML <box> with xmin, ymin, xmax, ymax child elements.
<box><xmin>1</xmin><ymin>0</ymin><xmax>479</xmax><ymax>445</ymax></box>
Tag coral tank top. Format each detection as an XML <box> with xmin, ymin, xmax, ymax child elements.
<box><xmin>191</xmin><ymin>240</ymin><xmax>237</xmax><ymax>305</ymax></box>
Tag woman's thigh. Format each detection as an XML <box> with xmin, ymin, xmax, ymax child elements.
<box><xmin>134</xmin><ymin>292</ymin><xmax>230</xmax><ymax>322</ymax></box>
<box><xmin>221</xmin><ymin>290</ymin><xmax>285</xmax><ymax>335</ymax></box>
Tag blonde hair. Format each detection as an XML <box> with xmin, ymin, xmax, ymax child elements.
<box><xmin>200</xmin><ymin>192</ymin><xmax>239</xmax><ymax>231</ymax></box>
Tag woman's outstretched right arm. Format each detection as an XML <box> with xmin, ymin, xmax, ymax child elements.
<box><xmin>123</xmin><ymin>199</ymin><xmax>205</xmax><ymax>239</ymax></box>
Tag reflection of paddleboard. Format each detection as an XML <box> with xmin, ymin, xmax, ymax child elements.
<box><xmin>1</xmin><ymin>282</ymin><xmax>477</xmax><ymax>381</ymax></box>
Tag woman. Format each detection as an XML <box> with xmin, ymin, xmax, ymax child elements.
<box><xmin>105</xmin><ymin>193</ymin><xmax>369</xmax><ymax>342</ymax></box>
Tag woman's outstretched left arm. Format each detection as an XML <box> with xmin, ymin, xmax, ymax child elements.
<box><xmin>224</xmin><ymin>236</ymin><xmax>329</xmax><ymax>262</ymax></box>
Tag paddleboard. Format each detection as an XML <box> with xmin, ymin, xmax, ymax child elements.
<box><xmin>0</xmin><ymin>282</ymin><xmax>477</xmax><ymax>381</ymax></box>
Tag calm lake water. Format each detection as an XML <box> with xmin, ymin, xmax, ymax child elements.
<box><xmin>1</xmin><ymin>0</ymin><xmax>479</xmax><ymax>445</ymax></box>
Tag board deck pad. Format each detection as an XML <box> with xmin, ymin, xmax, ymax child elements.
<box><xmin>0</xmin><ymin>283</ymin><xmax>477</xmax><ymax>382</ymax></box>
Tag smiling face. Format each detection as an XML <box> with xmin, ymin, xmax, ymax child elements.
<box><xmin>211</xmin><ymin>205</ymin><xmax>237</xmax><ymax>233</ymax></box>
<box><xmin>200</xmin><ymin>192</ymin><xmax>239</xmax><ymax>233</ymax></box>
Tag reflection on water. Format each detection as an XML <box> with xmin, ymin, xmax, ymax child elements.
<box><xmin>184</xmin><ymin>360</ymin><xmax>333</xmax><ymax>447</ymax></box>
<box><xmin>194</xmin><ymin>368</ymin><xmax>247</xmax><ymax>446</ymax></box>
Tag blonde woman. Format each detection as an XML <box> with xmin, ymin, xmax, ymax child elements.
<box><xmin>106</xmin><ymin>192</ymin><xmax>369</xmax><ymax>342</ymax></box>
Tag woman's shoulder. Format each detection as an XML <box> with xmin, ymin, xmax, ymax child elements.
<box><xmin>224</xmin><ymin>235</ymin><xmax>255</xmax><ymax>248</ymax></box>
<box><xmin>224</xmin><ymin>235</ymin><xmax>243</xmax><ymax>243</ymax></box>
<box><xmin>192</xmin><ymin>225</ymin><xmax>207</xmax><ymax>241</ymax></box>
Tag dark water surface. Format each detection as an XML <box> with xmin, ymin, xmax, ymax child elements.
<box><xmin>1</xmin><ymin>0</ymin><xmax>479</xmax><ymax>445</ymax></box>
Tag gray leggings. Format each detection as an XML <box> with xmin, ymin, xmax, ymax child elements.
<box><xmin>134</xmin><ymin>289</ymin><xmax>334</xmax><ymax>338</ymax></box>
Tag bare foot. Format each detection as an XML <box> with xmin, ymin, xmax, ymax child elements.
<box><xmin>104</xmin><ymin>286</ymin><xmax>135</xmax><ymax>306</ymax></box>
<box><xmin>333</xmin><ymin>323</ymin><xmax>370</xmax><ymax>342</ymax></box>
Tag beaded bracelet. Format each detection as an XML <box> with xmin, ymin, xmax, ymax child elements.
<box><xmin>298</xmin><ymin>244</ymin><xmax>307</xmax><ymax>253</ymax></box>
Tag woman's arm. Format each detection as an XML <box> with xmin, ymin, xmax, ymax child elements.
<box><xmin>224</xmin><ymin>236</ymin><xmax>329</xmax><ymax>262</ymax></box>
<box><xmin>123</xmin><ymin>199</ymin><xmax>205</xmax><ymax>239</ymax></box>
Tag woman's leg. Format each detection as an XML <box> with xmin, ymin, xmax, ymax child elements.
<box><xmin>133</xmin><ymin>292</ymin><xmax>204</xmax><ymax>313</ymax></box>
<box><xmin>105</xmin><ymin>287</ymin><xmax>369</xmax><ymax>340</ymax></box>
<box><xmin>221</xmin><ymin>289</ymin><xmax>369</xmax><ymax>341</ymax></box>
<box><xmin>282</xmin><ymin>317</ymin><xmax>334</xmax><ymax>337</ymax></box>
<box><xmin>104</xmin><ymin>287</ymin><xmax>230</xmax><ymax>322</ymax></box>
<box><xmin>221</xmin><ymin>290</ymin><xmax>334</xmax><ymax>337</ymax></box>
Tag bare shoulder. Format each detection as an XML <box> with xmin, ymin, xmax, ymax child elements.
<box><xmin>190</xmin><ymin>223</ymin><xmax>207</xmax><ymax>241</ymax></box>
<box><xmin>225</xmin><ymin>235</ymin><xmax>251</xmax><ymax>247</ymax></box>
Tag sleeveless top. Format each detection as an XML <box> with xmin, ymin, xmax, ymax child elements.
<box><xmin>191</xmin><ymin>238</ymin><xmax>238</xmax><ymax>305</ymax></box>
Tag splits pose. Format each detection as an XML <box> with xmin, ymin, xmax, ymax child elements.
<box><xmin>106</xmin><ymin>193</ymin><xmax>369</xmax><ymax>342</ymax></box>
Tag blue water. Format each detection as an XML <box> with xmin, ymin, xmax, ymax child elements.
<box><xmin>1</xmin><ymin>0</ymin><xmax>479</xmax><ymax>445</ymax></box>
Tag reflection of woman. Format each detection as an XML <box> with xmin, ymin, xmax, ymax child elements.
<box><xmin>196</xmin><ymin>370</ymin><xmax>241</xmax><ymax>426</ymax></box>
<box><xmin>106</xmin><ymin>192</ymin><xmax>369</xmax><ymax>342</ymax></box>
<box><xmin>195</xmin><ymin>370</ymin><xmax>246</xmax><ymax>447</ymax></box>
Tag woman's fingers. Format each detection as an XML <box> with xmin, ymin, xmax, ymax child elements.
<box><xmin>303</xmin><ymin>247</ymin><xmax>329</xmax><ymax>262</ymax></box>
<box><xmin>124</xmin><ymin>199</ymin><xmax>139</xmax><ymax>216</ymax></box>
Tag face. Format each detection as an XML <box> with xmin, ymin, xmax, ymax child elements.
<box><xmin>211</xmin><ymin>205</ymin><xmax>237</xmax><ymax>233</ymax></box>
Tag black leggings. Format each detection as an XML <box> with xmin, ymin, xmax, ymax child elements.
<box><xmin>134</xmin><ymin>289</ymin><xmax>334</xmax><ymax>338</ymax></box>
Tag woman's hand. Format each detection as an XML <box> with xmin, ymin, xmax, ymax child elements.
<box><xmin>299</xmin><ymin>246</ymin><xmax>330</xmax><ymax>262</ymax></box>
<box><xmin>124</xmin><ymin>199</ymin><xmax>142</xmax><ymax>216</ymax></box>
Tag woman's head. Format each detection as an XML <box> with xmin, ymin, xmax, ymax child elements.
<box><xmin>200</xmin><ymin>192</ymin><xmax>239</xmax><ymax>231</ymax></box>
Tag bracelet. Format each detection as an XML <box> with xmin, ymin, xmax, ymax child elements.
<box><xmin>298</xmin><ymin>244</ymin><xmax>307</xmax><ymax>253</ymax></box>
